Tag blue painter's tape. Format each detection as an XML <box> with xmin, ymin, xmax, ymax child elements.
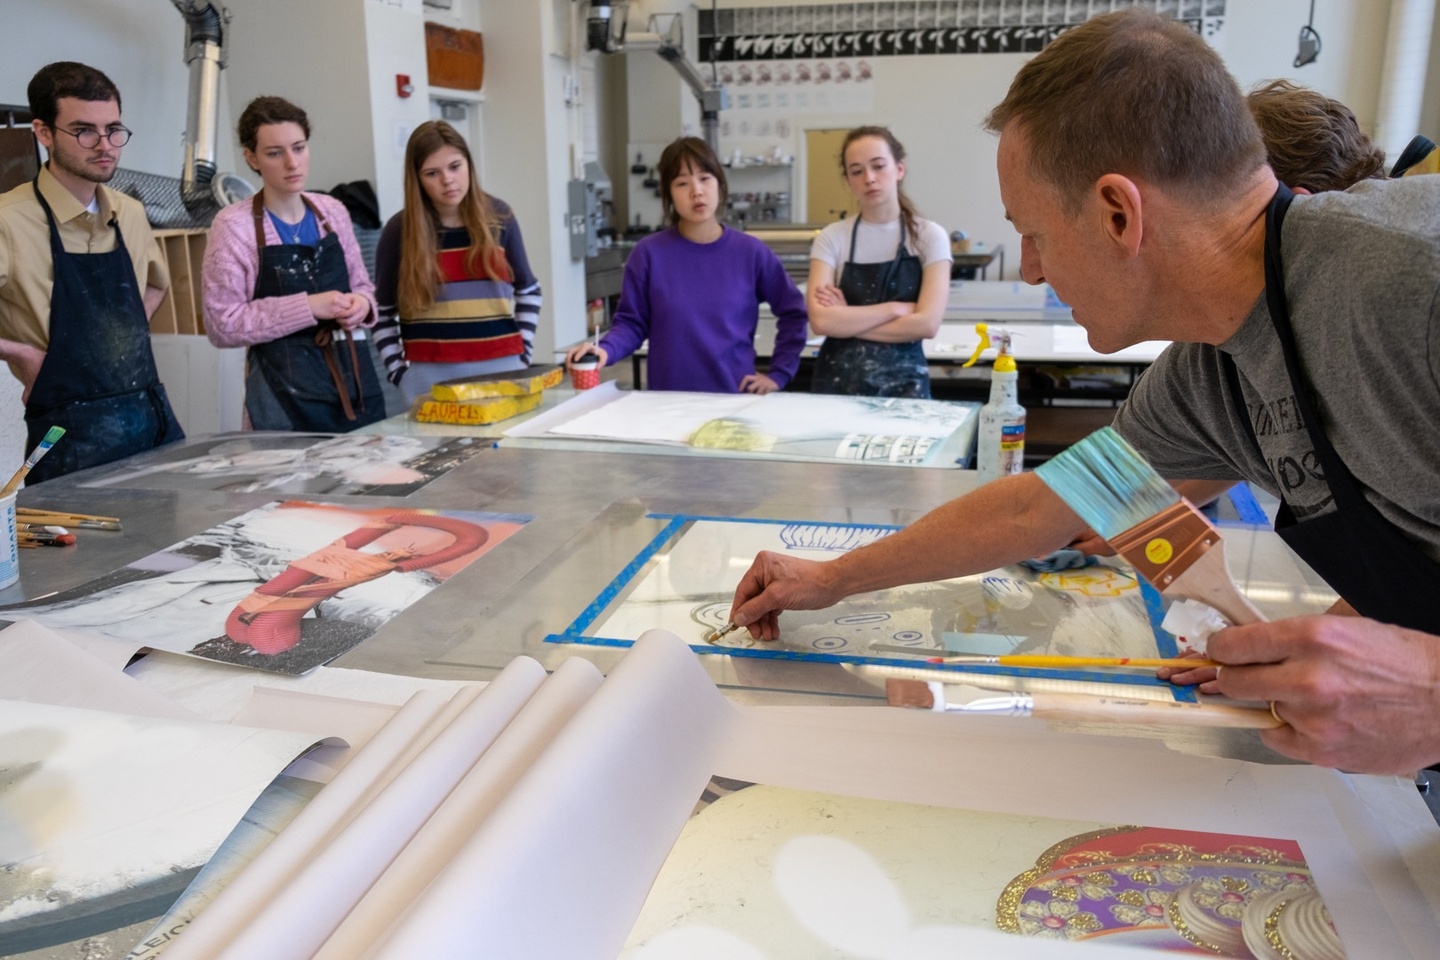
<box><xmin>544</xmin><ymin>631</ymin><xmax>1182</xmax><ymax>688</ymax></box>
<box><xmin>556</xmin><ymin>514</ymin><xmax>689</xmax><ymax>637</ymax></box>
<box><xmin>1137</xmin><ymin>574</ymin><xmax>1197</xmax><ymax>702</ymax></box>
<box><xmin>1221</xmin><ymin>482</ymin><xmax>1270</xmax><ymax>527</ymax></box>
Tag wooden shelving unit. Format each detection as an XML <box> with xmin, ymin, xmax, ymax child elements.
<box><xmin>150</xmin><ymin>228</ymin><xmax>208</xmax><ymax>335</ymax></box>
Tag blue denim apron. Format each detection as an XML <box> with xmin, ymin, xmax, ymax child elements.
<box><xmin>810</xmin><ymin>216</ymin><xmax>930</xmax><ymax>398</ymax></box>
<box><xmin>23</xmin><ymin>177</ymin><xmax>183</xmax><ymax>483</ymax></box>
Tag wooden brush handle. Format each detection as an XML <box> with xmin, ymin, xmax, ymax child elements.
<box><xmin>0</xmin><ymin>466</ymin><xmax>29</xmax><ymax>498</ymax></box>
<box><xmin>1165</xmin><ymin>545</ymin><xmax>1266</xmax><ymax>625</ymax></box>
<box><xmin>1032</xmin><ymin>691</ymin><xmax>1281</xmax><ymax>728</ymax></box>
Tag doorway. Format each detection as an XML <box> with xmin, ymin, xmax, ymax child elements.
<box><xmin>805</xmin><ymin>128</ymin><xmax>856</xmax><ymax>225</ymax></box>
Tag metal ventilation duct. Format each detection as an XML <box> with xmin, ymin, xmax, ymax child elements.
<box><xmin>170</xmin><ymin>0</ymin><xmax>228</xmax><ymax>211</ymax></box>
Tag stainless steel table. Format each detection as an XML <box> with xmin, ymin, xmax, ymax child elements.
<box><xmin>3</xmin><ymin>431</ymin><xmax>1328</xmax><ymax>724</ymax></box>
<box><xmin>2</xmin><ymin>432</ymin><xmax>1416</xmax><ymax>960</ymax></box>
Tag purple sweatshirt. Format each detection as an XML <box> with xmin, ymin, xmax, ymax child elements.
<box><xmin>599</xmin><ymin>226</ymin><xmax>808</xmax><ymax>392</ymax></box>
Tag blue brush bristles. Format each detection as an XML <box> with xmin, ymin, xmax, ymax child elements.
<box><xmin>1034</xmin><ymin>427</ymin><xmax>1179</xmax><ymax>539</ymax></box>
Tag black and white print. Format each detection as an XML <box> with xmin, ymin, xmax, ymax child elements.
<box><xmin>698</xmin><ymin>0</ymin><xmax>1226</xmax><ymax>61</ymax></box>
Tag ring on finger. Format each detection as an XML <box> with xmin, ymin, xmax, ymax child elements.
<box><xmin>1269</xmin><ymin>700</ymin><xmax>1285</xmax><ymax>726</ymax></box>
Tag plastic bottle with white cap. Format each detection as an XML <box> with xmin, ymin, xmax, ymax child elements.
<box><xmin>964</xmin><ymin>323</ymin><xmax>1026</xmax><ymax>483</ymax></box>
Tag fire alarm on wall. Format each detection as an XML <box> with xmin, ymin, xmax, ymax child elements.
<box><xmin>396</xmin><ymin>74</ymin><xmax>414</xmax><ymax>98</ymax></box>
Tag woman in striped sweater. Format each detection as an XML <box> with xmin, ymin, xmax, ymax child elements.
<box><xmin>373</xmin><ymin>121</ymin><xmax>541</xmax><ymax>402</ymax></box>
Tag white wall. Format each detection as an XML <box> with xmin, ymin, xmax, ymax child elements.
<box><xmin>620</xmin><ymin>0</ymin><xmax>1436</xmax><ymax>267</ymax></box>
<box><xmin>475</xmin><ymin>0</ymin><xmax>590</xmax><ymax>356</ymax></box>
<box><xmin>222</xmin><ymin>0</ymin><xmax>379</xmax><ymax>197</ymax></box>
<box><xmin>1426</xmin><ymin>7</ymin><xmax>1440</xmax><ymax>146</ymax></box>
<box><xmin>360</xmin><ymin>0</ymin><xmax>436</xmax><ymax>218</ymax></box>
<box><xmin>1</xmin><ymin>0</ymin><xmax>193</xmax><ymax>178</ymax></box>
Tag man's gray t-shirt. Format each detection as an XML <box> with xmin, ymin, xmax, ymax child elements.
<box><xmin>1113</xmin><ymin>176</ymin><xmax>1440</xmax><ymax>561</ymax></box>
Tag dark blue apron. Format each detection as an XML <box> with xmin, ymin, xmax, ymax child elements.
<box><xmin>245</xmin><ymin>194</ymin><xmax>383</xmax><ymax>432</ymax></box>
<box><xmin>810</xmin><ymin>216</ymin><xmax>930</xmax><ymax>398</ymax></box>
<box><xmin>1222</xmin><ymin>183</ymin><xmax>1440</xmax><ymax>633</ymax></box>
<box><xmin>23</xmin><ymin>177</ymin><xmax>184</xmax><ymax>483</ymax></box>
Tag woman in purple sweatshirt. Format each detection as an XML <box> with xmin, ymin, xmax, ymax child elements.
<box><xmin>564</xmin><ymin>137</ymin><xmax>807</xmax><ymax>393</ymax></box>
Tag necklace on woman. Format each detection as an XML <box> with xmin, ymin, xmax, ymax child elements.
<box><xmin>267</xmin><ymin>200</ymin><xmax>307</xmax><ymax>244</ymax></box>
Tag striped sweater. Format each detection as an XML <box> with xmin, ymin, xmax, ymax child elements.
<box><xmin>372</xmin><ymin>198</ymin><xmax>541</xmax><ymax>383</ymax></box>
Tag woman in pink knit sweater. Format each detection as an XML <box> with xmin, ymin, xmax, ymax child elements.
<box><xmin>201</xmin><ymin>96</ymin><xmax>384</xmax><ymax>431</ymax></box>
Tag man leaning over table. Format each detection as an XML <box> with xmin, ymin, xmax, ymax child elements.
<box><xmin>729</xmin><ymin>10</ymin><xmax>1440</xmax><ymax>777</ymax></box>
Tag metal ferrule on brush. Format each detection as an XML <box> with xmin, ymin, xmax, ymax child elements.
<box><xmin>955</xmin><ymin>691</ymin><xmax>1036</xmax><ymax>717</ymax></box>
<box><xmin>1104</xmin><ymin>497</ymin><xmax>1219</xmax><ymax>589</ymax></box>
<box><xmin>928</xmin><ymin>681</ymin><xmax>1035</xmax><ymax>717</ymax></box>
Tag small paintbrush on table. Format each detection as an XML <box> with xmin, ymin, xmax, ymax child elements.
<box><xmin>886</xmin><ymin>678</ymin><xmax>1280</xmax><ymax>729</ymax></box>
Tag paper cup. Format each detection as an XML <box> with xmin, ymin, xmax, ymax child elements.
<box><xmin>570</xmin><ymin>357</ymin><xmax>601</xmax><ymax>390</ymax></box>
<box><xmin>0</xmin><ymin>491</ymin><xmax>18</xmax><ymax>590</ymax></box>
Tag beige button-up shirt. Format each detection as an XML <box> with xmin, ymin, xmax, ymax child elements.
<box><xmin>0</xmin><ymin>165</ymin><xmax>169</xmax><ymax>381</ymax></box>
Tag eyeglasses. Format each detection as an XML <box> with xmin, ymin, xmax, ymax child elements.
<box><xmin>49</xmin><ymin>124</ymin><xmax>133</xmax><ymax>149</ymax></box>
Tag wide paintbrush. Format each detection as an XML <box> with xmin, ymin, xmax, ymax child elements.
<box><xmin>886</xmin><ymin>678</ymin><xmax>1280</xmax><ymax>729</ymax></box>
<box><xmin>1034</xmin><ymin>427</ymin><xmax>1264</xmax><ymax>627</ymax></box>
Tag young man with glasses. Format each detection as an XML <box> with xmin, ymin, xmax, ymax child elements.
<box><xmin>0</xmin><ymin>61</ymin><xmax>183</xmax><ymax>482</ymax></box>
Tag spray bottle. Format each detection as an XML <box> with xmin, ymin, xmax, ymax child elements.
<box><xmin>964</xmin><ymin>323</ymin><xmax>1026</xmax><ymax>483</ymax></box>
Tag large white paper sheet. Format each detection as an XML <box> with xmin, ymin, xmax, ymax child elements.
<box><xmin>155</xmin><ymin>688</ymin><xmax>461</xmax><ymax>960</ymax></box>
<box><xmin>314</xmin><ymin>656</ymin><xmax>606</xmax><ymax>959</ymax></box>
<box><xmin>370</xmin><ymin>630</ymin><xmax>737</xmax><ymax>960</ymax></box>
<box><xmin>207</xmin><ymin>658</ymin><xmax>550</xmax><ymax>960</ymax></box>
<box><xmin>550</xmin><ymin>391</ymin><xmax>759</xmax><ymax>445</ymax></box>
<box><xmin>127</xmin><ymin>632</ymin><xmax>1440</xmax><ymax>960</ymax></box>
<box><xmin>125</xmin><ymin>649</ymin><xmax>473</xmax><ymax>725</ymax></box>
<box><xmin>0</xmin><ymin>619</ymin><xmax>197</xmax><ymax>720</ymax></box>
<box><xmin>0</xmin><ymin>700</ymin><xmax>320</xmax><ymax>938</ymax></box>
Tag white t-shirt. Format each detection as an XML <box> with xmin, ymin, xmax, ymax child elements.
<box><xmin>810</xmin><ymin>215</ymin><xmax>951</xmax><ymax>286</ymax></box>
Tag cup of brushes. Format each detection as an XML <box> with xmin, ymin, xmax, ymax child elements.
<box><xmin>0</xmin><ymin>426</ymin><xmax>66</xmax><ymax>586</ymax></box>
